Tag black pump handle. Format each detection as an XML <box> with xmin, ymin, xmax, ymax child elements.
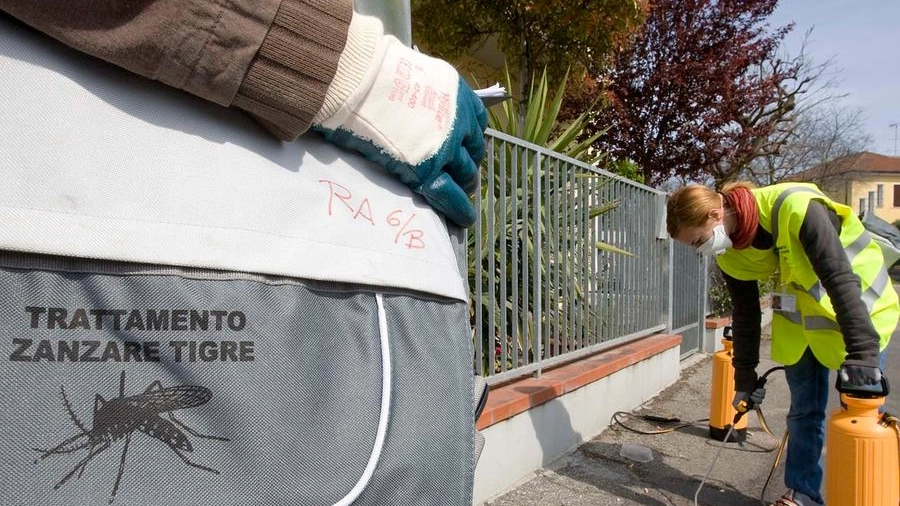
<box><xmin>723</xmin><ymin>325</ymin><xmax>733</xmax><ymax>340</ymax></box>
<box><xmin>836</xmin><ymin>374</ymin><xmax>890</xmax><ymax>398</ymax></box>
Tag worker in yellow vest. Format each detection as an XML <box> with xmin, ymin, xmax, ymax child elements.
<box><xmin>666</xmin><ymin>181</ymin><xmax>898</xmax><ymax>506</ymax></box>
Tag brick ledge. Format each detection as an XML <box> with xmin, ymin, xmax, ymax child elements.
<box><xmin>476</xmin><ymin>333</ymin><xmax>682</xmax><ymax>430</ymax></box>
<box><xmin>705</xmin><ymin>316</ymin><xmax>731</xmax><ymax>329</ymax></box>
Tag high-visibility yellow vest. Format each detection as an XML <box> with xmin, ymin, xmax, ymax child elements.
<box><xmin>716</xmin><ymin>183</ymin><xmax>898</xmax><ymax>368</ymax></box>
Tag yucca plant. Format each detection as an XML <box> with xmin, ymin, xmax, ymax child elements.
<box><xmin>471</xmin><ymin>66</ymin><xmax>632</xmax><ymax>374</ymax></box>
<box><xmin>486</xmin><ymin>67</ymin><xmax>603</xmax><ymax>163</ymax></box>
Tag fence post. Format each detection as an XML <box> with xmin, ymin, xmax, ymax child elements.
<box><xmin>533</xmin><ymin>151</ymin><xmax>544</xmax><ymax>377</ymax></box>
<box><xmin>666</xmin><ymin>240</ymin><xmax>675</xmax><ymax>333</ymax></box>
<box><xmin>699</xmin><ymin>254</ymin><xmax>710</xmax><ymax>352</ymax></box>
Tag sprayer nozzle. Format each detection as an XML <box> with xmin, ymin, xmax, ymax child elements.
<box><xmin>732</xmin><ymin>401</ymin><xmax>751</xmax><ymax>424</ymax></box>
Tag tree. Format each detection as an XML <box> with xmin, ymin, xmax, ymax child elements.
<box><xmin>410</xmin><ymin>0</ymin><xmax>647</xmax><ymax>100</ymax></box>
<box><xmin>582</xmin><ymin>0</ymin><xmax>798</xmax><ymax>186</ymax></box>
<box><xmin>741</xmin><ymin>35</ymin><xmax>874</xmax><ymax>185</ymax></box>
<box><xmin>745</xmin><ymin>104</ymin><xmax>873</xmax><ymax>186</ymax></box>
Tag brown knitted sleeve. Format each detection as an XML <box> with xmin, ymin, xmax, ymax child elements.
<box><xmin>0</xmin><ymin>0</ymin><xmax>279</xmax><ymax>105</ymax></box>
<box><xmin>0</xmin><ymin>0</ymin><xmax>352</xmax><ymax>141</ymax></box>
<box><xmin>232</xmin><ymin>0</ymin><xmax>352</xmax><ymax>141</ymax></box>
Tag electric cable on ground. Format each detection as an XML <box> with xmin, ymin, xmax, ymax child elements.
<box><xmin>608</xmin><ymin>365</ymin><xmax>787</xmax><ymax>506</ymax></box>
<box><xmin>610</xmin><ymin>411</ymin><xmax>708</xmax><ymax>435</ymax></box>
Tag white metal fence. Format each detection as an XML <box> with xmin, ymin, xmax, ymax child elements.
<box><xmin>471</xmin><ymin>129</ymin><xmax>707</xmax><ymax>383</ymax></box>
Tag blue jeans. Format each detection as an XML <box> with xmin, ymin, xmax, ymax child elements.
<box><xmin>784</xmin><ymin>347</ymin><xmax>887</xmax><ymax>505</ymax></box>
<box><xmin>784</xmin><ymin>347</ymin><xmax>829</xmax><ymax>505</ymax></box>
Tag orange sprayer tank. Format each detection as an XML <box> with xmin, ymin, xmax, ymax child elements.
<box><xmin>825</xmin><ymin>382</ymin><xmax>899</xmax><ymax>506</ymax></box>
<box><xmin>708</xmin><ymin>327</ymin><xmax>747</xmax><ymax>441</ymax></box>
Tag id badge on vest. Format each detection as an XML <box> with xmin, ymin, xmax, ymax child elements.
<box><xmin>771</xmin><ymin>289</ymin><xmax>797</xmax><ymax>313</ymax></box>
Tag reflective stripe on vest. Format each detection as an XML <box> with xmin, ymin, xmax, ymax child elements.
<box><xmin>769</xmin><ymin>185</ymin><xmax>826</xmax><ymax>247</ymax></box>
<box><xmin>801</xmin><ymin>263</ymin><xmax>890</xmax><ymax>312</ymax></box>
<box><xmin>776</xmin><ymin>308</ymin><xmax>839</xmax><ymax>332</ymax></box>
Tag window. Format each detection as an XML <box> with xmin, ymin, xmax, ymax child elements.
<box><xmin>877</xmin><ymin>184</ymin><xmax>884</xmax><ymax>207</ymax></box>
<box><xmin>895</xmin><ymin>184</ymin><xmax>900</xmax><ymax>207</ymax></box>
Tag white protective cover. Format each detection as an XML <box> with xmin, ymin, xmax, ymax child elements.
<box><xmin>0</xmin><ymin>17</ymin><xmax>466</xmax><ymax>301</ymax></box>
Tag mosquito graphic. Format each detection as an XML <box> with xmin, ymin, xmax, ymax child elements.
<box><xmin>33</xmin><ymin>370</ymin><xmax>230</xmax><ymax>503</ymax></box>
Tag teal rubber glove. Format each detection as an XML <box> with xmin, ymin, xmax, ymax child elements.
<box><xmin>312</xmin><ymin>28</ymin><xmax>487</xmax><ymax>227</ymax></box>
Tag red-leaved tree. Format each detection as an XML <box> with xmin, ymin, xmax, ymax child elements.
<box><xmin>579</xmin><ymin>0</ymin><xmax>798</xmax><ymax>186</ymax></box>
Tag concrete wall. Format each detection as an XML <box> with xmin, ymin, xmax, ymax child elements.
<box><xmin>472</xmin><ymin>345</ymin><xmax>681</xmax><ymax>504</ymax></box>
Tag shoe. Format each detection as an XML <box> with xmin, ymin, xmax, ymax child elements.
<box><xmin>770</xmin><ymin>490</ymin><xmax>822</xmax><ymax>506</ymax></box>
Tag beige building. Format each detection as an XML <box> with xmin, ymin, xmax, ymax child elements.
<box><xmin>790</xmin><ymin>152</ymin><xmax>900</xmax><ymax>224</ymax></box>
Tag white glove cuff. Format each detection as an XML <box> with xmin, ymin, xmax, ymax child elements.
<box><xmin>315</xmin><ymin>35</ymin><xmax>460</xmax><ymax>164</ymax></box>
<box><xmin>313</xmin><ymin>12</ymin><xmax>383</xmax><ymax>124</ymax></box>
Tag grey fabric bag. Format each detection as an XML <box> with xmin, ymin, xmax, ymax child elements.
<box><xmin>1</xmin><ymin>253</ymin><xmax>478</xmax><ymax>506</ymax></box>
<box><xmin>860</xmin><ymin>210</ymin><xmax>900</xmax><ymax>266</ymax></box>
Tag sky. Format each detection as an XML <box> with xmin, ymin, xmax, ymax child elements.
<box><xmin>767</xmin><ymin>1</ymin><xmax>900</xmax><ymax>157</ymax></box>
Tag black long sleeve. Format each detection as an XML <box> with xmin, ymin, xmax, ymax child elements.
<box><xmin>722</xmin><ymin>271</ymin><xmax>761</xmax><ymax>392</ymax></box>
<box><xmin>798</xmin><ymin>201</ymin><xmax>880</xmax><ymax>367</ymax></box>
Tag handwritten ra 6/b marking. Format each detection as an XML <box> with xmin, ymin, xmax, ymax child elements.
<box><xmin>386</xmin><ymin>209</ymin><xmax>424</xmax><ymax>249</ymax></box>
<box><xmin>319</xmin><ymin>179</ymin><xmax>426</xmax><ymax>250</ymax></box>
<box><xmin>33</xmin><ymin>371</ymin><xmax>229</xmax><ymax>503</ymax></box>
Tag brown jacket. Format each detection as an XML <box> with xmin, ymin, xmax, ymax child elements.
<box><xmin>0</xmin><ymin>0</ymin><xmax>351</xmax><ymax>140</ymax></box>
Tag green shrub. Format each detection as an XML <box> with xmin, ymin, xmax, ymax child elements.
<box><xmin>707</xmin><ymin>264</ymin><xmax>779</xmax><ymax>317</ymax></box>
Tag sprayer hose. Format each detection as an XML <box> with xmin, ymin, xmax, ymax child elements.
<box><xmin>759</xmin><ymin>431</ymin><xmax>789</xmax><ymax>505</ymax></box>
<box><xmin>755</xmin><ymin>406</ymin><xmax>777</xmax><ymax>438</ymax></box>
<box><xmin>885</xmin><ymin>414</ymin><xmax>900</xmax><ymax>489</ymax></box>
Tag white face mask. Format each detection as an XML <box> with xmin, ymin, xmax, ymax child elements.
<box><xmin>696</xmin><ymin>223</ymin><xmax>732</xmax><ymax>256</ymax></box>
